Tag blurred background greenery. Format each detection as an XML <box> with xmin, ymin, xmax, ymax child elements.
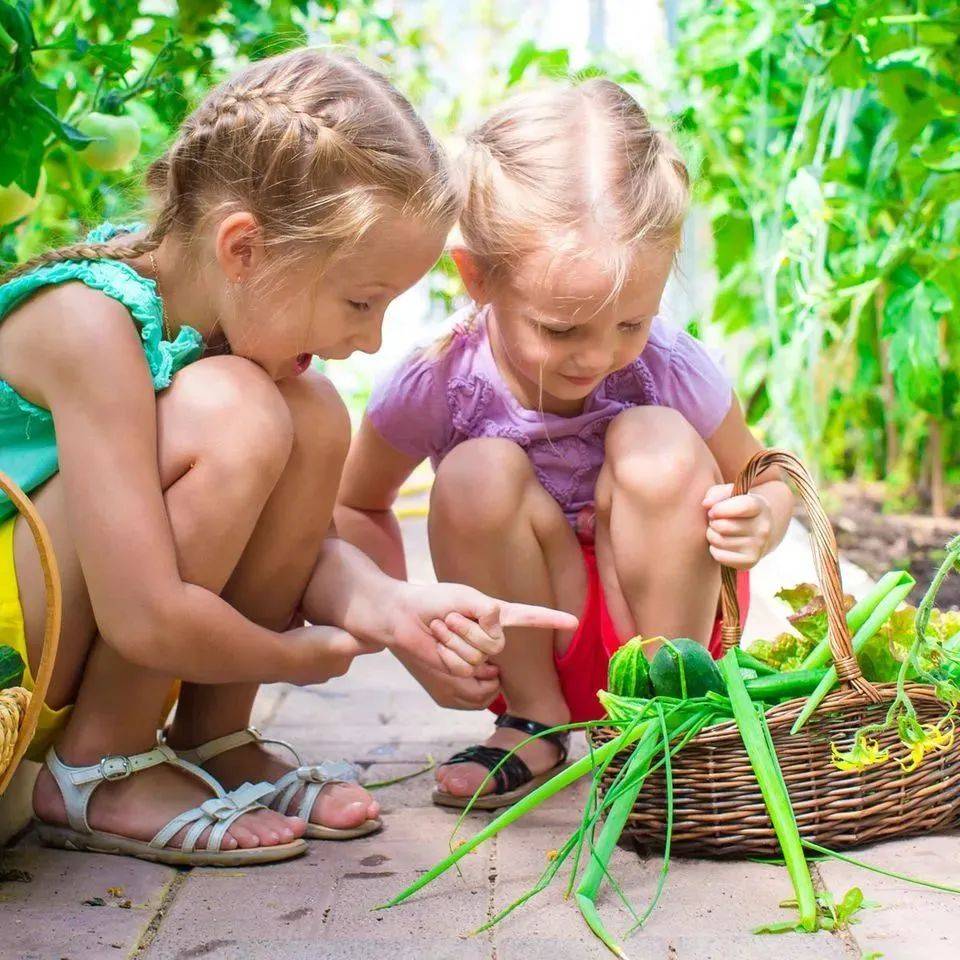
<box><xmin>1</xmin><ymin>0</ymin><xmax>958</xmax><ymax>521</ymax></box>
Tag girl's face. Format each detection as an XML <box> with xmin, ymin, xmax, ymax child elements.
<box><xmin>219</xmin><ymin>210</ymin><xmax>447</xmax><ymax>381</ymax></box>
<box><xmin>465</xmin><ymin>243</ymin><xmax>674</xmax><ymax>415</ymax></box>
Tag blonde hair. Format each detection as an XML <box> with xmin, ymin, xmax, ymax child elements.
<box><xmin>458</xmin><ymin>77</ymin><xmax>688</xmax><ymax>303</ymax></box>
<box><xmin>4</xmin><ymin>48</ymin><xmax>460</xmax><ymax>281</ymax></box>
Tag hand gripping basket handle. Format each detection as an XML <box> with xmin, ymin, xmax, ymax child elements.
<box><xmin>718</xmin><ymin>450</ymin><xmax>881</xmax><ymax>703</ymax></box>
<box><xmin>0</xmin><ymin>471</ymin><xmax>62</xmax><ymax>794</ymax></box>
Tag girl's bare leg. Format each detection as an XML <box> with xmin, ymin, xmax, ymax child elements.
<box><xmin>23</xmin><ymin>356</ymin><xmax>305</xmax><ymax>850</ymax></box>
<box><xmin>594</xmin><ymin>407</ymin><xmax>722</xmax><ymax>648</ymax></box>
<box><xmin>166</xmin><ymin>370</ymin><xmax>380</xmax><ymax>829</ymax></box>
<box><xmin>428</xmin><ymin>438</ymin><xmax>585</xmax><ymax>798</ymax></box>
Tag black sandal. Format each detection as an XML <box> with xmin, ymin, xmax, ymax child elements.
<box><xmin>432</xmin><ymin>714</ymin><xmax>571</xmax><ymax>810</ymax></box>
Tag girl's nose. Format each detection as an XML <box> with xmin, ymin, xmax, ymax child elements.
<box><xmin>353</xmin><ymin>322</ymin><xmax>383</xmax><ymax>356</ymax></box>
<box><xmin>572</xmin><ymin>344</ymin><xmax>611</xmax><ymax>376</ymax></box>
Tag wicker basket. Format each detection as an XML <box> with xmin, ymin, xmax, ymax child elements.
<box><xmin>591</xmin><ymin>450</ymin><xmax>960</xmax><ymax>857</ymax></box>
<box><xmin>0</xmin><ymin>470</ymin><xmax>61</xmax><ymax>795</ymax></box>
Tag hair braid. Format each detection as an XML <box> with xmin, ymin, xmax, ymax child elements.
<box><xmin>4</xmin><ymin>47</ymin><xmax>461</xmax><ymax>283</ymax></box>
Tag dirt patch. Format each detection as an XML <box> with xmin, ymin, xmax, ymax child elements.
<box><xmin>820</xmin><ymin>483</ymin><xmax>960</xmax><ymax>610</ymax></box>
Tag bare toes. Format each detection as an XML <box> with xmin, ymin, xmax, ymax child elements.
<box><xmin>229</xmin><ymin>825</ymin><xmax>260</xmax><ymax>849</ymax></box>
<box><xmin>285</xmin><ymin>816</ymin><xmax>307</xmax><ymax>840</ymax></box>
<box><xmin>313</xmin><ymin>783</ymin><xmax>375</xmax><ymax>829</ymax></box>
<box><xmin>246</xmin><ymin>810</ymin><xmax>281</xmax><ymax>842</ymax></box>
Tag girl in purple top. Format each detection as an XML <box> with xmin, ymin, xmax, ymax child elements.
<box><xmin>337</xmin><ymin>80</ymin><xmax>795</xmax><ymax>809</ymax></box>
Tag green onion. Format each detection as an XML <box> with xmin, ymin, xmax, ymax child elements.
<box><xmin>800</xmin><ymin>571</ymin><xmax>914</xmax><ymax>671</ymax></box>
<box><xmin>734</xmin><ymin>647</ymin><xmax>779</xmax><ymax>676</ymax></box>
<box><xmin>574</xmin><ymin>715</ymin><xmax>663</xmax><ymax>956</ymax></box>
<box><xmin>378</xmin><ymin>719</ymin><xmax>652</xmax><ymax>910</ymax></box>
<box><xmin>802</xmin><ymin>840</ymin><xmax>960</xmax><ymax>895</ymax></box>
<box><xmin>791</xmin><ymin>576</ymin><xmax>916</xmax><ymax>734</ymax></box>
<box><xmin>566</xmin><ymin>709</ymin><xmax>654</xmax><ymax>898</ymax></box>
<box><xmin>574</xmin><ymin>704</ymin><xmax>719</xmax><ymax>956</ymax></box>
<box><xmin>744</xmin><ymin>668</ymin><xmax>828</xmax><ymax>702</ymax></box>
<box><xmin>719</xmin><ymin>651</ymin><xmax>818</xmax><ymax>932</ymax></box>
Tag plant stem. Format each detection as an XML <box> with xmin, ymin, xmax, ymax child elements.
<box><xmin>875</xmin><ymin>283</ymin><xmax>900</xmax><ymax>477</ymax></box>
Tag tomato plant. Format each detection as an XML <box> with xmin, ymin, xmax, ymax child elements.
<box><xmin>674</xmin><ymin>0</ymin><xmax>960</xmax><ymax>513</ymax></box>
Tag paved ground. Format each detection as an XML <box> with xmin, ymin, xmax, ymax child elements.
<box><xmin>1</xmin><ymin>514</ymin><xmax>958</xmax><ymax>959</ymax></box>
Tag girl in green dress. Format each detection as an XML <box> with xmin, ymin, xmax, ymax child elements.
<box><xmin>0</xmin><ymin>48</ymin><xmax>574</xmax><ymax>866</ymax></box>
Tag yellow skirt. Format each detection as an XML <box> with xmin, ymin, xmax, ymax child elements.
<box><xmin>0</xmin><ymin>517</ymin><xmax>180</xmax><ymax>763</ymax></box>
<box><xmin>0</xmin><ymin>516</ymin><xmax>71</xmax><ymax>762</ymax></box>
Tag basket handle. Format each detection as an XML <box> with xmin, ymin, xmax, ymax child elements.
<box><xmin>718</xmin><ymin>450</ymin><xmax>880</xmax><ymax>703</ymax></box>
<box><xmin>0</xmin><ymin>471</ymin><xmax>62</xmax><ymax>795</ymax></box>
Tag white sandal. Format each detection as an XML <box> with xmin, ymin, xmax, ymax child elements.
<box><xmin>35</xmin><ymin>740</ymin><xmax>307</xmax><ymax>866</ymax></box>
<box><xmin>175</xmin><ymin>728</ymin><xmax>382</xmax><ymax>840</ymax></box>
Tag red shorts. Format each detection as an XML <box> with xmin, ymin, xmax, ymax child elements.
<box><xmin>490</xmin><ymin>542</ymin><xmax>751</xmax><ymax>724</ymax></box>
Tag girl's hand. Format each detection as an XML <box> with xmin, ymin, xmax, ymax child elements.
<box><xmin>702</xmin><ymin>484</ymin><xmax>774</xmax><ymax>570</ymax></box>
<box><xmin>288</xmin><ymin>624</ymin><xmax>384</xmax><ymax>685</ymax></box>
<box><xmin>387</xmin><ymin>582</ymin><xmax>579</xmax><ymax>678</ymax></box>
<box><xmin>402</xmin><ymin>658</ymin><xmax>502</xmax><ymax>711</ymax></box>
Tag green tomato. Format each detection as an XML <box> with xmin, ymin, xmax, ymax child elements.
<box><xmin>0</xmin><ymin>167</ymin><xmax>47</xmax><ymax>227</ymax></box>
<box><xmin>77</xmin><ymin>112</ymin><xmax>142</xmax><ymax>172</ymax></box>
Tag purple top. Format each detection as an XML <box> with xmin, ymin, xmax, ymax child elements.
<box><xmin>367</xmin><ymin>305</ymin><xmax>733</xmax><ymax>524</ymax></box>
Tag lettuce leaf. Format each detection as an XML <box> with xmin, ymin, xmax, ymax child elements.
<box><xmin>748</xmin><ymin>631</ymin><xmax>817</xmax><ymax>672</ymax></box>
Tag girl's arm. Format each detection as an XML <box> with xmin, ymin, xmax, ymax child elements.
<box><xmin>335</xmin><ymin>414</ymin><xmax>421</xmax><ymax>578</ymax></box>
<box><xmin>17</xmin><ymin>288</ymin><xmax>364</xmax><ymax>686</ymax></box>
<box><xmin>703</xmin><ymin>399</ymin><xmax>794</xmax><ymax>570</ymax></box>
<box><xmin>335</xmin><ymin>416</ymin><xmax>504</xmax><ymax>707</ymax></box>
<box><xmin>301</xmin><ymin>535</ymin><xmax>575</xmax><ymax>678</ymax></box>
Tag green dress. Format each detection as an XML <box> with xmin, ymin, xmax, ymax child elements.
<box><xmin>0</xmin><ymin>222</ymin><xmax>204</xmax><ymax>522</ymax></box>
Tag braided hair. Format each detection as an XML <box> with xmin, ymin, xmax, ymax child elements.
<box><xmin>4</xmin><ymin>48</ymin><xmax>461</xmax><ymax>281</ymax></box>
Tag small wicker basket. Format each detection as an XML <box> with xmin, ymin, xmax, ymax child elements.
<box><xmin>591</xmin><ymin>450</ymin><xmax>960</xmax><ymax>857</ymax></box>
<box><xmin>0</xmin><ymin>470</ymin><xmax>61</xmax><ymax>795</ymax></box>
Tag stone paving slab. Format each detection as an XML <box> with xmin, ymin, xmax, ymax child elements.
<box><xmin>816</xmin><ymin>833</ymin><xmax>960</xmax><ymax>960</ymax></box>
<box><xmin>146</xmin><ymin>854</ymin><xmax>339</xmax><ymax>953</ymax></box>
<box><xmin>0</xmin><ymin>844</ymin><xmax>175</xmax><ymax>959</ymax></box>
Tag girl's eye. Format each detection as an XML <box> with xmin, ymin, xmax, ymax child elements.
<box><xmin>618</xmin><ymin>322</ymin><xmax>646</xmax><ymax>334</ymax></box>
<box><xmin>348</xmin><ymin>300</ymin><xmax>371</xmax><ymax>312</ymax></box>
<box><xmin>539</xmin><ymin>324</ymin><xmax>576</xmax><ymax>339</ymax></box>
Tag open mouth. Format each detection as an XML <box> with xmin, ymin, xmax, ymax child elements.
<box><xmin>293</xmin><ymin>353</ymin><xmax>312</xmax><ymax>375</ymax></box>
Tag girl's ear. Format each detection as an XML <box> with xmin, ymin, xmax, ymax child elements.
<box><xmin>451</xmin><ymin>246</ymin><xmax>489</xmax><ymax>304</ymax></box>
<box><xmin>215</xmin><ymin>211</ymin><xmax>264</xmax><ymax>282</ymax></box>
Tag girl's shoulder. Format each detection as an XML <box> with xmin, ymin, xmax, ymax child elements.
<box><xmin>0</xmin><ymin>224</ymin><xmax>203</xmax><ymax>392</ymax></box>
<box><xmin>365</xmin><ymin>304</ymin><xmax>490</xmax><ymax>461</ymax></box>
<box><xmin>627</xmin><ymin>316</ymin><xmax>733</xmax><ymax>438</ymax></box>
<box><xmin>379</xmin><ymin>303</ymin><xmax>488</xmax><ymax>393</ymax></box>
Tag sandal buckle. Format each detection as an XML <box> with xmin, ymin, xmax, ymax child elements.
<box><xmin>99</xmin><ymin>755</ymin><xmax>133</xmax><ymax>781</ymax></box>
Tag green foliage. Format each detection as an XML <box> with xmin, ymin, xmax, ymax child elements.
<box><xmin>0</xmin><ymin>0</ymin><xmax>421</xmax><ymax>266</ymax></box>
<box><xmin>755</xmin><ymin>886</ymin><xmax>875</xmax><ymax>934</ymax></box>
<box><xmin>0</xmin><ymin>644</ymin><xmax>25</xmax><ymax>689</ymax></box>
<box><xmin>674</xmin><ymin>0</ymin><xmax>960</xmax><ymax>508</ymax></box>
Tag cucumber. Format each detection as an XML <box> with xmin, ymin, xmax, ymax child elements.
<box><xmin>649</xmin><ymin>638</ymin><xmax>724</xmax><ymax>700</ymax></box>
<box><xmin>607</xmin><ymin>636</ymin><xmax>653</xmax><ymax>697</ymax></box>
<box><xmin>0</xmin><ymin>645</ymin><xmax>25</xmax><ymax>690</ymax></box>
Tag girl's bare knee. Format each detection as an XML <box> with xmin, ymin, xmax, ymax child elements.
<box><xmin>159</xmin><ymin>355</ymin><xmax>294</xmax><ymax>485</ymax></box>
<box><xmin>604</xmin><ymin>407</ymin><xmax>720</xmax><ymax>507</ymax></box>
<box><xmin>278</xmin><ymin>368</ymin><xmax>351</xmax><ymax>472</ymax></box>
<box><xmin>430</xmin><ymin>438</ymin><xmax>536</xmax><ymax>534</ymax></box>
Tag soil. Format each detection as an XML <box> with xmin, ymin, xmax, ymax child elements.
<box><xmin>819</xmin><ymin>483</ymin><xmax>960</xmax><ymax>610</ymax></box>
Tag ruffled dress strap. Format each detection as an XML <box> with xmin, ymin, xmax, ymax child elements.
<box><xmin>0</xmin><ymin>221</ymin><xmax>204</xmax><ymax>390</ymax></box>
